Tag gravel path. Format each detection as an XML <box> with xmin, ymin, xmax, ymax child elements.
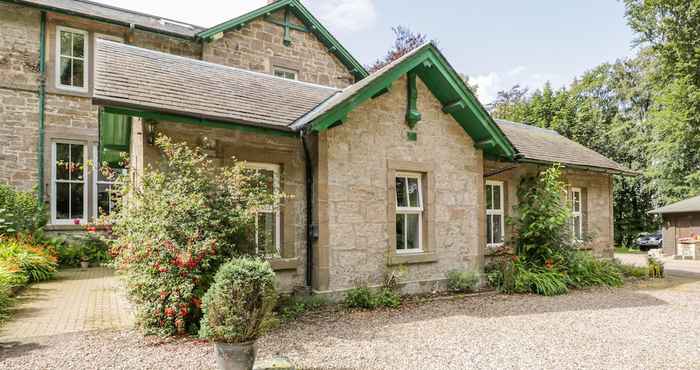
<box><xmin>2</xmin><ymin>277</ymin><xmax>700</xmax><ymax>369</ymax></box>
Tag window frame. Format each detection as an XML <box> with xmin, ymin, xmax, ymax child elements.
<box><xmin>272</xmin><ymin>66</ymin><xmax>298</xmax><ymax>80</ymax></box>
<box><xmin>245</xmin><ymin>162</ymin><xmax>282</xmax><ymax>257</ymax></box>
<box><xmin>570</xmin><ymin>187</ymin><xmax>583</xmax><ymax>241</ymax></box>
<box><xmin>55</xmin><ymin>26</ymin><xmax>89</xmax><ymax>93</ymax></box>
<box><xmin>485</xmin><ymin>180</ymin><xmax>505</xmax><ymax>248</ymax></box>
<box><xmin>92</xmin><ymin>145</ymin><xmax>121</xmax><ymax>219</ymax></box>
<box><xmin>395</xmin><ymin>172</ymin><xmax>424</xmax><ymax>254</ymax></box>
<box><xmin>51</xmin><ymin>141</ymin><xmax>88</xmax><ymax>225</ymax></box>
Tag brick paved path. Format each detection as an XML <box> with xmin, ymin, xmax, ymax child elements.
<box><xmin>0</xmin><ymin>267</ymin><xmax>133</xmax><ymax>342</ymax></box>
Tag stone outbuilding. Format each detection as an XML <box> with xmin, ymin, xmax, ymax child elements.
<box><xmin>649</xmin><ymin>195</ymin><xmax>700</xmax><ymax>259</ymax></box>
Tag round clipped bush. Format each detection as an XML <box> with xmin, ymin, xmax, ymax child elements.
<box><xmin>199</xmin><ymin>258</ymin><xmax>277</xmax><ymax>344</ymax></box>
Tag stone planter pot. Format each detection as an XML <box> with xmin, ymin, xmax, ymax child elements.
<box><xmin>80</xmin><ymin>261</ymin><xmax>90</xmax><ymax>269</ymax></box>
<box><xmin>214</xmin><ymin>341</ymin><xmax>257</xmax><ymax>370</ymax></box>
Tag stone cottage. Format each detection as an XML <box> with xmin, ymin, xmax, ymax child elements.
<box><xmin>0</xmin><ymin>0</ymin><xmax>634</xmax><ymax>295</ymax></box>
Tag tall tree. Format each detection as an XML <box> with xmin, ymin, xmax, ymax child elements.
<box><xmin>367</xmin><ymin>26</ymin><xmax>429</xmax><ymax>73</ymax></box>
<box><xmin>625</xmin><ymin>0</ymin><xmax>700</xmax><ymax>204</ymax></box>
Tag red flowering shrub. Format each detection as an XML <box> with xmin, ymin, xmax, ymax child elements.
<box><xmin>107</xmin><ymin>136</ymin><xmax>282</xmax><ymax>337</ymax></box>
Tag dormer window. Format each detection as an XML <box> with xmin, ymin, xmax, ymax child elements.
<box><xmin>56</xmin><ymin>26</ymin><xmax>89</xmax><ymax>92</ymax></box>
<box><xmin>273</xmin><ymin>67</ymin><xmax>297</xmax><ymax>80</ymax></box>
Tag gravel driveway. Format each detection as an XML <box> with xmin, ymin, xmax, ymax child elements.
<box><xmin>2</xmin><ymin>277</ymin><xmax>700</xmax><ymax>369</ymax></box>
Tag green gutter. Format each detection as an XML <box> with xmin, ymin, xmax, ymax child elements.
<box><xmin>102</xmin><ymin>106</ymin><xmax>297</xmax><ymax>138</ymax></box>
<box><xmin>37</xmin><ymin>10</ymin><xmax>46</xmax><ymax>203</ymax></box>
<box><xmin>518</xmin><ymin>158</ymin><xmax>639</xmax><ymax>177</ymax></box>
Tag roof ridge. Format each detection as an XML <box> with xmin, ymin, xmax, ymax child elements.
<box><xmin>71</xmin><ymin>0</ymin><xmax>206</xmax><ymax>30</ymax></box>
<box><xmin>96</xmin><ymin>39</ymin><xmax>340</xmax><ymax>92</ymax></box>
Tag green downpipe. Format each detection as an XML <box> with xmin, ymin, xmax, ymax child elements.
<box><xmin>37</xmin><ymin>11</ymin><xmax>47</xmax><ymax>203</ymax></box>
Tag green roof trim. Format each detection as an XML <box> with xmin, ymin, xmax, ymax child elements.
<box><xmin>196</xmin><ymin>0</ymin><xmax>368</xmax><ymax>81</ymax></box>
<box><xmin>304</xmin><ymin>44</ymin><xmax>518</xmax><ymax>160</ymax></box>
<box><xmin>102</xmin><ymin>106</ymin><xmax>297</xmax><ymax>138</ymax></box>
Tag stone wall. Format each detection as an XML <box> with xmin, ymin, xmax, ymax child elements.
<box><xmin>140</xmin><ymin>121</ymin><xmax>308</xmax><ymax>293</ymax></box>
<box><xmin>318</xmin><ymin>75</ymin><xmax>485</xmax><ymax>293</ymax></box>
<box><xmin>0</xmin><ymin>4</ymin><xmax>41</xmax><ymax>91</ymax></box>
<box><xmin>202</xmin><ymin>9</ymin><xmax>355</xmax><ymax>88</ymax></box>
<box><xmin>484</xmin><ymin>160</ymin><xmax>615</xmax><ymax>257</ymax></box>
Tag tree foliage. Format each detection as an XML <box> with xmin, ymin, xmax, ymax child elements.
<box><xmin>367</xmin><ymin>26</ymin><xmax>429</xmax><ymax>73</ymax></box>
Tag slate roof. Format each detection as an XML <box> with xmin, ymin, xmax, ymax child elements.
<box><xmin>495</xmin><ymin>119</ymin><xmax>634</xmax><ymax>174</ymax></box>
<box><xmin>93</xmin><ymin>39</ymin><xmax>339</xmax><ymax>130</ymax></box>
<box><xmin>10</xmin><ymin>0</ymin><xmax>205</xmax><ymax>37</ymax></box>
<box><xmin>649</xmin><ymin>195</ymin><xmax>700</xmax><ymax>214</ymax></box>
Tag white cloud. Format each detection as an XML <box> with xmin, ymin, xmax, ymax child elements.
<box><xmin>305</xmin><ymin>0</ymin><xmax>377</xmax><ymax>32</ymax></box>
<box><xmin>470</xmin><ymin>67</ymin><xmax>561</xmax><ymax>105</ymax></box>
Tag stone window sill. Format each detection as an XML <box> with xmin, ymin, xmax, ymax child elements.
<box><xmin>269</xmin><ymin>257</ymin><xmax>298</xmax><ymax>271</ymax></box>
<box><xmin>44</xmin><ymin>224</ymin><xmax>111</xmax><ymax>232</ymax></box>
<box><xmin>387</xmin><ymin>252</ymin><xmax>438</xmax><ymax>266</ymax></box>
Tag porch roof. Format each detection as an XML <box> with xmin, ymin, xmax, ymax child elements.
<box><xmin>93</xmin><ymin>39</ymin><xmax>339</xmax><ymax>131</ymax></box>
<box><xmin>648</xmin><ymin>195</ymin><xmax>700</xmax><ymax>214</ymax></box>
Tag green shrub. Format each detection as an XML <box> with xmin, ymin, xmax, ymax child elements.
<box><xmin>0</xmin><ymin>184</ymin><xmax>47</xmax><ymax>236</ymax></box>
<box><xmin>199</xmin><ymin>258</ymin><xmax>277</xmax><ymax>344</ymax></box>
<box><xmin>344</xmin><ymin>286</ymin><xmax>376</xmax><ymax>309</ymax></box>
<box><xmin>277</xmin><ymin>294</ymin><xmax>329</xmax><ymax>321</ymax></box>
<box><xmin>511</xmin><ymin>165</ymin><xmax>574</xmax><ymax>264</ymax></box>
<box><xmin>648</xmin><ymin>256</ymin><xmax>664</xmax><ymax>278</ymax></box>
<box><xmin>0</xmin><ymin>237</ymin><xmax>57</xmax><ymax>283</ymax></box>
<box><xmin>108</xmin><ymin>136</ymin><xmax>283</xmax><ymax>336</ymax></box>
<box><xmin>486</xmin><ymin>256</ymin><xmax>520</xmax><ymax>293</ymax></box>
<box><xmin>446</xmin><ymin>269</ymin><xmax>480</xmax><ymax>293</ymax></box>
<box><xmin>516</xmin><ymin>267</ymin><xmax>569</xmax><ymax>296</ymax></box>
<box><xmin>344</xmin><ymin>286</ymin><xmax>401</xmax><ymax>309</ymax></box>
<box><xmin>566</xmin><ymin>252</ymin><xmax>623</xmax><ymax>288</ymax></box>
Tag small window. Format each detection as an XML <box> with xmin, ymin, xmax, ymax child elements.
<box><xmin>395</xmin><ymin>173</ymin><xmax>423</xmax><ymax>253</ymax></box>
<box><xmin>273</xmin><ymin>67</ymin><xmax>297</xmax><ymax>80</ymax></box>
<box><xmin>56</xmin><ymin>26</ymin><xmax>89</xmax><ymax>92</ymax></box>
<box><xmin>245</xmin><ymin>163</ymin><xmax>281</xmax><ymax>256</ymax></box>
<box><xmin>570</xmin><ymin>187</ymin><xmax>583</xmax><ymax>241</ymax></box>
<box><xmin>52</xmin><ymin>142</ymin><xmax>87</xmax><ymax>224</ymax></box>
<box><xmin>486</xmin><ymin>181</ymin><xmax>505</xmax><ymax>248</ymax></box>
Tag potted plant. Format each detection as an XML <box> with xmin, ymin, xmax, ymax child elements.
<box><xmin>80</xmin><ymin>253</ymin><xmax>90</xmax><ymax>269</ymax></box>
<box><xmin>199</xmin><ymin>257</ymin><xmax>277</xmax><ymax>370</ymax></box>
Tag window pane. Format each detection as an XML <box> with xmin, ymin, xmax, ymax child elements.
<box><xmin>407</xmin><ymin>177</ymin><xmax>420</xmax><ymax>207</ymax></box>
<box><xmin>406</xmin><ymin>213</ymin><xmax>419</xmax><ymax>250</ymax></box>
<box><xmin>257</xmin><ymin>212</ymin><xmax>277</xmax><ymax>255</ymax></box>
<box><xmin>396</xmin><ymin>177</ymin><xmax>407</xmax><ymax>208</ymax></box>
<box><xmin>486</xmin><ymin>214</ymin><xmax>493</xmax><ymax>245</ymax></box>
<box><xmin>396</xmin><ymin>214</ymin><xmax>405</xmax><ymax>250</ymax></box>
<box><xmin>493</xmin><ymin>214</ymin><xmax>503</xmax><ymax>244</ymax></box>
<box><xmin>56</xmin><ymin>143</ymin><xmax>70</xmax><ymax>180</ymax></box>
<box><xmin>493</xmin><ymin>185</ymin><xmax>501</xmax><ymax>210</ymax></box>
<box><xmin>60</xmin><ymin>31</ymin><xmax>71</xmax><ymax>56</ymax></box>
<box><xmin>97</xmin><ymin>183</ymin><xmax>112</xmax><ymax>216</ymax></box>
<box><xmin>574</xmin><ymin>215</ymin><xmax>582</xmax><ymax>239</ymax></box>
<box><xmin>573</xmin><ymin>192</ymin><xmax>581</xmax><ymax>212</ymax></box>
<box><xmin>56</xmin><ymin>182</ymin><xmax>70</xmax><ymax>220</ymax></box>
<box><xmin>60</xmin><ymin>57</ymin><xmax>72</xmax><ymax>86</ymax></box>
<box><xmin>71</xmin><ymin>183</ymin><xmax>84</xmax><ymax>219</ymax></box>
<box><xmin>72</xmin><ymin>33</ymin><xmax>84</xmax><ymax>58</ymax></box>
<box><xmin>485</xmin><ymin>185</ymin><xmax>493</xmax><ymax>210</ymax></box>
<box><xmin>72</xmin><ymin>60</ymin><xmax>84</xmax><ymax>88</ymax></box>
<box><xmin>70</xmin><ymin>144</ymin><xmax>84</xmax><ymax>181</ymax></box>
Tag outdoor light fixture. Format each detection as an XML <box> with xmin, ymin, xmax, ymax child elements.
<box><xmin>144</xmin><ymin>119</ymin><xmax>159</xmax><ymax>144</ymax></box>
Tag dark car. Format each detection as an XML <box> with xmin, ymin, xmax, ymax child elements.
<box><xmin>637</xmin><ymin>232</ymin><xmax>663</xmax><ymax>251</ymax></box>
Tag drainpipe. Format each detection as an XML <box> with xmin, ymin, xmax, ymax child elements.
<box><xmin>300</xmin><ymin>130</ymin><xmax>314</xmax><ymax>289</ymax></box>
<box><xmin>37</xmin><ymin>11</ymin><xmax>47</xmax><ymax>203</ymax></box>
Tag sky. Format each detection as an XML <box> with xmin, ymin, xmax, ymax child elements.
<box><xmin>98</xmin><ymin>0</ymin><xmax>637</xmax><ymax>104</ymax></box>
